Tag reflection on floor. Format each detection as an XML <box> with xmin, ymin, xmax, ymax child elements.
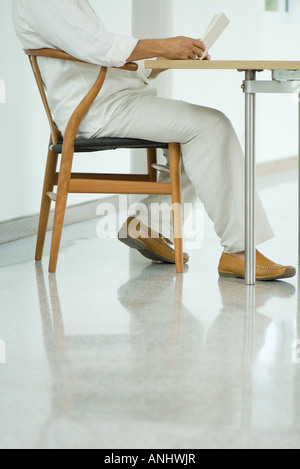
<box><xmin>0</xmin><ymin>169</ymin><xmax>299</xmax><ymax>449</ymax></box>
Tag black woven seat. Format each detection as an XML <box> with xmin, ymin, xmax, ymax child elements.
<box><xmin>51</xmin><ymin>137</ymin><xmax>169</xmax><ymax>154</ymax></box>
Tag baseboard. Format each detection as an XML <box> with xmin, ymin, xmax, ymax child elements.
<box><xmin>0</xmin><ymin>156</ymin><xmax>298</xmax><ymax>245</ymax></box>
<box><xmin>0</xmin><ymin>196</ymin><xmax>118</xmax><ymax>246</ymax></box>
<box><xmin>256</xmin><ymin>156</ymin><xmax>298</xmax><ymax>177</ymax></box>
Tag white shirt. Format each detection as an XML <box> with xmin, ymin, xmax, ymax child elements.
<box><xmin>12</xmin><ymin>0</ymin><xmax>156</xmax><ymax>138</ymax></box>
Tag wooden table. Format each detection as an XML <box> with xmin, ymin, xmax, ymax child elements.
<box><xmin>145</xmin><ymin>60</ymin><xmax>300</xmax><ymax>285</ymax></box>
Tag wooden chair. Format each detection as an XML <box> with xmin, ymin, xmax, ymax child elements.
<box><xmin>25</xmin><ymin>49</ymin><xmax>183</xmax><ymax>274</ymax></box>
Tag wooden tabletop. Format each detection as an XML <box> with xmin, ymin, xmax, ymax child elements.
<box><xmin>145</xmin><ymin>60</ymin><xmax>300</xmax><ymax>71</ymax></box>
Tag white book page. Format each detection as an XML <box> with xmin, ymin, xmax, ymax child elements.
<box><xmin>200</xmin><ymin>12</ymin><xmax>230</xmax><ymax>60</ymax></box>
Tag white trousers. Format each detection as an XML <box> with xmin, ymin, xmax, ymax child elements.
<box><xmin>96</xmin><ymin>94</ymin><xmax>275</xmax><ymax>254</ymax></box>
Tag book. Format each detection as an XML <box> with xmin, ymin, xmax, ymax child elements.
<box><xmin>201</xmin><ymin>12</ymin><xmax>230</xmax><ymax>60</ymax></box>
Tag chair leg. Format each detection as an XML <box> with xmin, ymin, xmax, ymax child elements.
<box><xmin>147</xmin><ymin>148</ymin><xmax>157</xmax><ymax>182</ymax></box>
<box><xmin>48</xmin><ymin>146</ymin><xmax>74</xmax><ymax>274</ymax></box>
<box><xmin>35</xmin><ymin>148</ymin><xmax>59</xmax><ymax>261</ymax></box>
<box><xmin>169</xmin><ymin>143</ymin><xmax>184</xmax><ymax>274</ymax></box>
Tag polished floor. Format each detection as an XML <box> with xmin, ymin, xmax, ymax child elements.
<box><xmin>0</xmin><ymin>169</ymin><xmax>300</xmax><ymax>449</ymax></box>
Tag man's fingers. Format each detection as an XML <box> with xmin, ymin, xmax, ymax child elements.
<box><xmin>193</xmin><ymin>39</ymin><xmax>206</xmax><ymax>52</ymax></box>
<box><xmin>192</xmin><ymin>47</ymin><xmax>205</xmax><ymax>58</ymax></box>
<box><xmin>191</xmin><ymin>39</ymin><xmax>206</xmax><ymax>59</ymax></box>
<box><xmin>165</xmin><ymin>37</ymin><xmax>207</xmax><ymax>60</ymax></box>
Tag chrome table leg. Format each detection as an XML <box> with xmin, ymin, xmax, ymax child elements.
<box><xmin>245</xmin><ymin>71</ymin><xmax>257</xmax><ymax>285</ymax></box>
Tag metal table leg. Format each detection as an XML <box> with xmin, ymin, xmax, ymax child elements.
<box><xmin>243</xmin><ymin>72</ymin><xmax>300</xmax><ymax>275</ymax></box>
<box><xmin>245</xmin><ymin>71</ymin><xmax>257</xmax><ymax>285</ymax></box>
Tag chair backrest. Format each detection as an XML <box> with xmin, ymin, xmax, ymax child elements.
<box><xmin>24</xmin><ymin>49</ymin><xmax>138</xmax><ymax>146</ymax></box>
<box><xmin>26</xmin><ymin>53</ymin><xmax>62</xmax><ymax>145</ymax></box>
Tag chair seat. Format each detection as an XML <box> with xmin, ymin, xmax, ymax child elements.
<box><xmin>50</xmin><ymin>137</ymin><xmax>169</xmax><ymax>154</ymax></box>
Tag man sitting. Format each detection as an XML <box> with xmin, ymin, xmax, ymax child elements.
<box><xmin>12</xmin><ymin>0</ymin><xmax>296</xmax><ymax>281</ymax></box>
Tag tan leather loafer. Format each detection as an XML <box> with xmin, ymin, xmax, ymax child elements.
<box><xmin>118</xmin><ymin>217</ymin><xmax>189</xmax><ymax>264</ymax></box>
<box><xmin>218</xmin><ymin>251</ymin><xmax>296</xmax><ymax>281</ymax></box>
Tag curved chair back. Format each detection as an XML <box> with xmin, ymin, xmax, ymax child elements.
<box><xmin>24</xmin><ymin>49</ymin><xmax>138</xmax><ymax>146</ymax></box>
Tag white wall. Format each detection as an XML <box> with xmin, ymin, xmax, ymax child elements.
<box><xmin>131</xmin><ymin>0</ymin><xmax>174</xmax><ymax>175</ymax></box>
<box><xmin>0</xmin><ymin>0</ymin><xmax>48</xmax><ymax>223</ymax></box>
<box><xmin>173</xmin><ymin>0</ymin><xmax>300</xmax><ymax>163</ymax></box>
<box><xmin>1</xmin><ymin>0</ymin><xmax>300</xmax><ymax>224</ymax></box>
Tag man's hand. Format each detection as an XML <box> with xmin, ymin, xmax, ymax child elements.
<box><xmin>127</xmin><ymin>37</ymin><xmax>207</xmax><ymax>62</ymax></box>
<box><xmin>148</xmin><ymin>51</ymin><xmax>211</xmax><ymax>79</ymax></box>
<box><xmin>160</xmin><ymin>37</ymin><xmax>206</xmax><ymax>60</ymax></box>
<box><xmin>149</xmin><ymin>57</ymin><xmax>167</xmax><ymax>79</ymax></box>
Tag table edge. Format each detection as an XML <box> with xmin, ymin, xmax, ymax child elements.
<box><xmin>144</xmin><ymin>60</ymin><xmax>300</xmax><ymax>71</ymax></box>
